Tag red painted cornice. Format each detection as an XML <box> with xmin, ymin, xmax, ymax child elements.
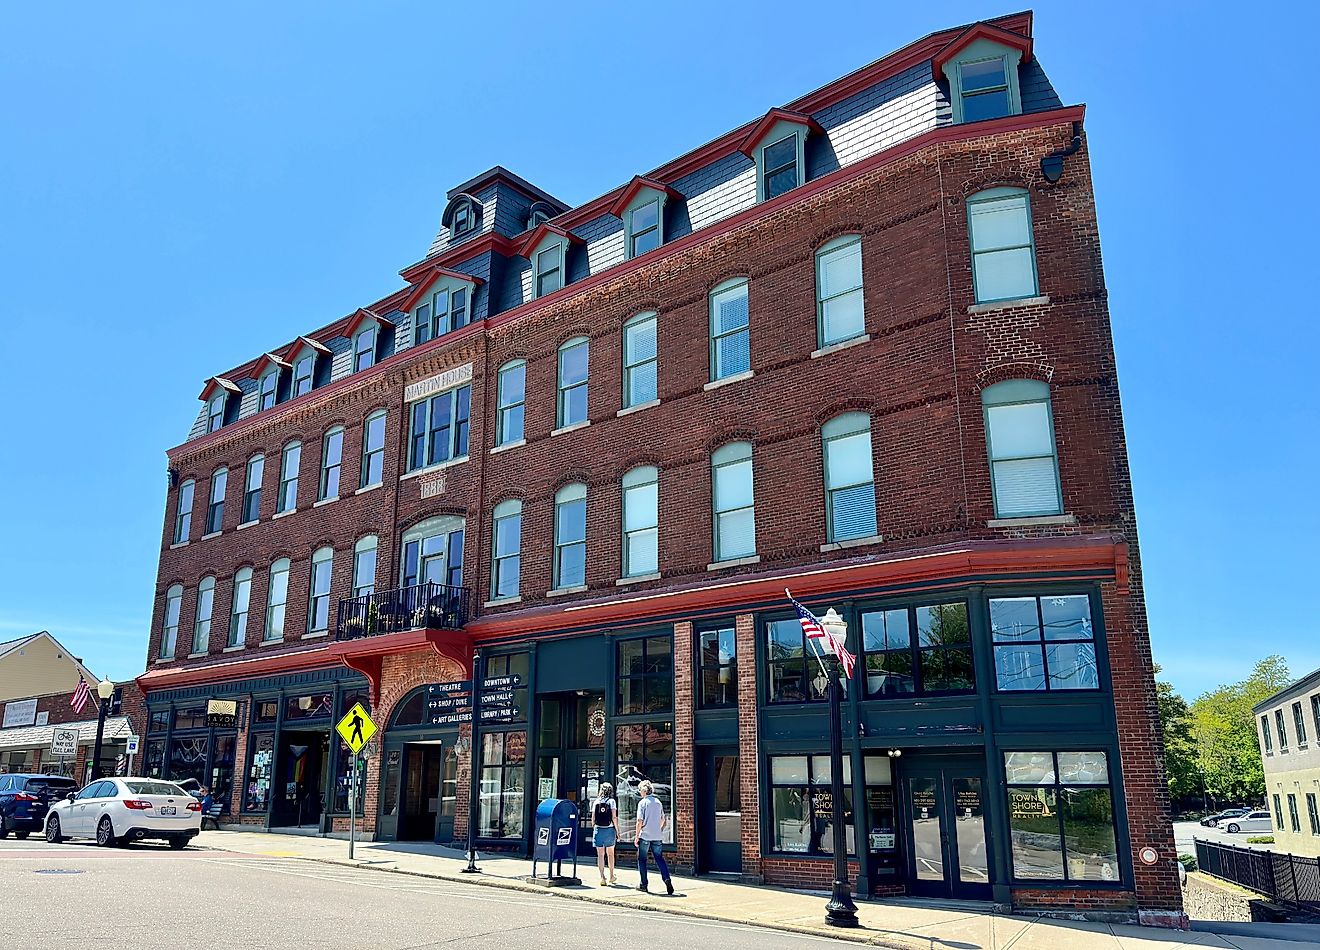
<box><xmin>397</xmin><ymin>267</ymin><xmax>486</xmax><ymax>315</ymax></box>
<box><xmin>606</xmin><ymin>176</ymin><xmax>681</xmax><ymax>219</ymax></box>
<box><xmin>933</xmin><ymin>22</ymin><xmax>1033</xmax><ymax>77</ymax></box>
<box><xmin>516</xmin><ymin>222</ymin><xmax>583</xmax><ymax>260</ymax></box>
<box><xmin>736</xmin><ymin>109</ymin><xmax>824</xmax><ymax>158</ymax></box>
<box><xmin>136</xmin><ymin>645</ymin><xmax>338</xmax><ymax>695</ymax></box>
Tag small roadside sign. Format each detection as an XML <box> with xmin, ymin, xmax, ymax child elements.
<box><xmin>336</xmin><ymin>703</ymin><xmax>376</xmax><ymax>755</ymax></box>
<box><xmin>126</xmin><ymin>735</ymin><xmax>140</xmax><ymax>755</ymax></box>
<box><xmin>52</xmin><ymin>728</ymin><xmax>79</xmax><ymax>757</ymax></box>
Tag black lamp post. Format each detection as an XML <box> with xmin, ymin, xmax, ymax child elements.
<box><xmin>818</xmin><ymin>608</ymin><xmax>859</xmax><ymax>928</ymax></box>
<box><xmin>464</xmin><ymin>650</ymin><xmax>481</xmax><ymax>873</ymax></box>
<box><xmin>90</xmin><ymin>678</ymin><xmax>115</xmax><ymax>782</ymax></box>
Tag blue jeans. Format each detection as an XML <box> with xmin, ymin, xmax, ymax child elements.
<box><xmin>637</xmin><ymin>838</ymin><xmax>670</xmax><ymax>889</ymax></box>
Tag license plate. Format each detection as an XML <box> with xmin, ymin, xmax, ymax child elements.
<box><xmin>161</xmin><ymin>806</ymin><xmax>176</xmax><ymax>816</ymax></box>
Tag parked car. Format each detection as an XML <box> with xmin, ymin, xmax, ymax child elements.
<box><xmin>44</xmin><ymin>777</ymin><xmax>202</xmax><ymax>849</ymax></box>
<box><xmin>0</xmin><ymin>773</ymin><xmax>79</xmax><ymax>839</ymax></box>
<box><xmin>1201</xmin><ymin>807</ymin><xmax>1251</xmax><ymax>828</ymax></box>
<box><xmin>1223</xmin><ymin>811</ymin><xmax>1272</xmax><ymax>834</ymax></box>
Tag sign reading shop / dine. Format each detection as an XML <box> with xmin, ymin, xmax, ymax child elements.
<box><xmin>426</xmin><ymin>676</ymin><xmax>520</xmax><ymax>726</ymax></box>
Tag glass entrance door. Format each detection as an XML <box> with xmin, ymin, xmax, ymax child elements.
<box><xmin>567</xmin><ymin>752</ymin><xmax>604</xmax><ymax>855</ymax></box>
<box><xmin>699</xmin><ymin>748</ymin><xmax>742</xmax><ymax>873</ymax></box>
<box><xmin>904</xmin><ymin>763</ymin><xmax>991</xmax><ymax>899</ymax></box>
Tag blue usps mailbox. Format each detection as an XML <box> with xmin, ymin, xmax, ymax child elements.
<box><xmin>531</xmin><ymin>798</ymin><xmax>580</xmax><ymax>884</ymax></box>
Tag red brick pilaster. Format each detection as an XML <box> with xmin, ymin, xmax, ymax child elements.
<box><xmin>735</xmin><ymin>613</ymin><xmax>761</xmax><ymax>880</ymax></box>
<box><xmin>673</xmin><ymin>620</ymin><xmax>696</xmax><ymax>869</ymax></box>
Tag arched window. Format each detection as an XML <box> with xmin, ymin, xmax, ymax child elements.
<box><xmin>308</xmin><ymin>546</ymin><xmax>334</xmax><ymax>634</ymax></box>
<box><xmin>389</xmin><ymin>686</ymin><xmax>430</xmax><ymax>728</ymax></box>
<box><xmin>174</xmin><ymin>479</ymin><xmax>194</xmax><ymax>544</ymax></box>
<box><xmin>557</xmin><ymin>337</ymin><xmax>589</xmax><ymax>428</ymax></box>
<box><xmin>161</xmin><ymin>584</ymin><xmax>183</xmax><ymax>658</ymax></box>
<box><xmin>242</xmin><ymin>454</ymin><xmax>264</xmax><ymax>524</ymax></box>
<box><xmin>622</xmin><ymin>312</ymin><xmax>658</xmax><ymax>409</ymax></box>
<box><xmin>712</xmin><ymin>442</ymin><xmax>755</xmax><ymax>562</ymax></box>
<box><xmin>265</xmin><ymin>558</ymin><xmax>290</xmax><ymax>641</ymax></box>
<box><xmin>259</xmin><ymin>368</ymin><xmax>280</xmax><ymax>411</ymax></box>
<box><xmin>981</xmin><ymin>379</ymin><xmax>1061</xmax><ymax>518</ymax></box>
<box><xmin>353</xmin><ymin>325</ymin><xmax>377</xmax><ymax>372</ymax></box>
<box><xmin>361</xmin><ymin>411</ymin><xmax>386</xmax><ymax>488</ymax></box>
<box><xmin>816</xmin><ymin>236</ymin><xmax>864</xmax><ymax>347</ymax></box>
<box><xmin>622</xmin><ymin>466</ymin><xmax>658</xmax><ymax>578</ymax></box>
<box><xmin>822</xmin><ymin>412</ymin><xmax>877</xmax><ymax>542</ymax></box>
<box><xmin>967</xmin><ymin>187</ymin><xmax>1038</xmax><ymax>304</ymax></box>
<box><xmin>206</xmin><ymin>468</ymin><xmax>227</xmax><ymax>535</ymax></box>
<box><xmin>709</xmin><ymin>279</ymin><xmax>750</xmax><ymax>383</ymax></box>
<box><xmin>193</xmin><ymin>575</ymin><xmax>216</xmax><ymax>654</ymax></box>
<box><xmin>353</xmin><ymin>536</ymin><xmax>378</xmax><ymax>599</ymax></box>
<box><xmin>497</xmin><ymin>360</ymin><xmax>526</xmax><ymax>446</ymax></box>
<box><xmin>553</xmin><ymin>484</ymin><xmax>587</xmax><ymax>590</ymax></box>
<box><xmin>278</xmin><ymin>441</ymin><xmax>301</xmax><ymax>513</ymax></box>
<box><xmin>229</xmin><ymin>567</ymin><xmax>253</xmax><ymax>648</ymax></box>
<box><xmin>320</xmin><ymin>426</ymin><xmax>344</xmax><ymax>501</ymax></box>
<box><xmin>443</xmin><ymin>193</ymin><xmax>481</xmax><ymax>237</ymax></box>
<box><xmin>527</xmin><ymin>201</ymin><xmax>556</xmax><ymax>231</ymax></box>
<box><xmin>491</xmin><ymin>500</ymin><xmax>522</xmax><ymax>600</ymax></box>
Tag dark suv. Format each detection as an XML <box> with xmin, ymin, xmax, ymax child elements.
<box><xmin>0</xmin><ymin>774</ymin><xmax>79</xmax><ymax>839</ymax></box>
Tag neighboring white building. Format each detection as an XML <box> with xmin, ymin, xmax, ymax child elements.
<box><xmin>1255</xmin><ymin>667</ymin><xmax>1320</xmax><ymax>858</ymax></box>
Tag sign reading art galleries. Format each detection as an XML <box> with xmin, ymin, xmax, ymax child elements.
<box><xmin>404</xmin><ymin>363</ymin><xmax>473</xmax><ymax>403</ymax></box>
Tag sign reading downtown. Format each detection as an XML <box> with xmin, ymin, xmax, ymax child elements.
<box><xmin>427</xmin><ymin>674</ymin><xmax>522</xmax><ymax>726</ymax></box>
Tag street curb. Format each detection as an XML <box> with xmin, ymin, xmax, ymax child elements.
<box><xmin>201</xmin><ymin>841</ymin><xmax>924</xmax><ymax>948</ymax></box>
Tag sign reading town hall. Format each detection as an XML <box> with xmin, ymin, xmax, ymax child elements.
<box><xmin>426</xmin><ymin>675</ymin><xmax>521</xmax><ymax>726</ymax></box>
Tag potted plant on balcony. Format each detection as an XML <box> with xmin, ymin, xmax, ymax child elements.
<box><xmin>342</xmin><ymin>615</ymin><xmax>366</xmax><ymax>638</ymax></box>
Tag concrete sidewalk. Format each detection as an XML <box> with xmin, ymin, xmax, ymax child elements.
<box><xmin>199</xmin><ymin>829</ymin><xmax>1304</xmax><ymax>949</ymax></box>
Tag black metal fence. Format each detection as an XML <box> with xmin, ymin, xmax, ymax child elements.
<box><xmin>335</xmin><ymin>582</ymin><xmax>470</xmax><ymax>639</ymax></box>
<box><xmin>1195</xmin><ymin>839</ymin><xmax>1320</xmax><ymax>907</ymax></box>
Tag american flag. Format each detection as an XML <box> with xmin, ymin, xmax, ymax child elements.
<box><xmin>787</xmin><ymin>590</ymin><xmax>856</xmax><ymax>680</ymax></box>
<box><xmin>71</xmin><ymin>675</ymin><xmax>90</xmax><ymax>715</ymax></box>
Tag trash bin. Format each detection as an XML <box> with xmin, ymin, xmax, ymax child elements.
<box><xmin>531</xmin><ymin>798</ymin><xmax>580</xmax><ymax>883</ymax></box>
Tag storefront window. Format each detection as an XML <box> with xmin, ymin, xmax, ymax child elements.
<box><xmin>766</xmin><ymin>617</ymin><xmax>837</xmax><ymax>703</ymax></box>
<box><xmin>698</xmin><ymin>625</ymin><xmax>737</xmax><ymax>708</ymax></box>
<box><xmin>340</xmin><ymin>688</ymin><xmax>370</xmax><ymax>719</ymax></box>
<box><xmin>144</xmin><ymin>739</ymin><xmax>166</xmax><ymax>778</ymax></box>
<box><xmin>173</xmin><ymin>707</ymin><xmax>208</xmax><ymax>730</ymax></box>
<box><xmin>254</xmin><ymin>699</ymin><xmax>279</xmax><ymax>723</ymax></box>
<box><xmin>478</xmin><ymin>730</ymin><xmax>526</xmax><ymax>838</ymax></box>
<box><xmin>1004</xmin><ymin>750</ymin><xmax>1118</xmax><ymax>883</ymax></box>
<box><xmin>990</xmin><ymin>595</ymin><xmax>1099</xmax><ymax>691</ymax></box>
<box><xmin>332</xmin><ymin>738</ymin><xmax>365</xmax><ymax>813</ymax></box>
<box><xmin>244</xmin><ymin>734</ymin><xmax>275</xmax><ymax>812</ymax></box>
<box><xmin>381</xmin><ymin>749</ymin><xmax>402</xmax><ymax>818</ymax></box>
<box><xmin>148</xmin><ymin>709</ymin><xmax>170</xmax><ymax>733</ymax></box>
<box><xmin>482</xmin><ymin>653</ymin><xmax>528</xmax><ymax>725</ymax></box>
<box><xmin>860</xmin><ymin>601</ymin><xmax>974</xmax><ymax>697</ymax></box>
<box><xmin>284</xmin><ymin>692</ymin><xmax>334</xmax><ymax>721</ymax></box>
<box><xmin>615</xmin><ymin>721</ymin><xmax>674</xmax><ymax>843</ymax></box>
<box><xmin>210</xmin><ymin>735</ymin><xmax>236</xmax><ymax>811</ymax></box>
<box><xmin>617</xmin><ymin>635</ymin><xmax>673</xmax><ymax>715</ymax></box>
<box><xmin>168</xmin><ymin>734</ymin><xmax>209</xmax><ymax>786</ymax></box>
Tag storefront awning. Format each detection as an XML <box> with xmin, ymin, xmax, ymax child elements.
<box><xmin>0</xmin><ymin>716</ymin><xmax>132</xmax><ymax>752</ymax></box>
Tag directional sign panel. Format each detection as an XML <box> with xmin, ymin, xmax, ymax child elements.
<box><xmin>336</xmin><ymin>703</ymin><xmax>377</xmax><ymax>755</ymax></box>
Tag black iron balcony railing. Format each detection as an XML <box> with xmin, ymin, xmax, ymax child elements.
<box><xmin>335</xmin><ymin>582</ymin><xmax>470</xmax><ymax>640</ymax></box>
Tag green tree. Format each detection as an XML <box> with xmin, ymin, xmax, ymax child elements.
<box><xmin>1188</xmin><ymin>655</ymin><xmax>1291</xmax><ymax>806</ymax></box>
<box><xmin>1154</xmin><ymin>665</ymin><xmax>1199</xmax><ymax>808</ymax></box>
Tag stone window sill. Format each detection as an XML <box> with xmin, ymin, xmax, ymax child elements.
<box><xmin>273</xmin><ymin>509</ymin><xmax>296</xmax><ymax>520</ymax></box>
<box><xmin>546</xmin><ymin>585</ymin><xmax>587</xmax><ymax>598</ymax></box>
<box><xmin>616</xmin><ymin>572</ymin><xmax>661</xmax><ymax>587</ymax></box>
<box><xmin>484</xmin><ymin>595</ymin><xmax>522</xmax><ymax>608</ymax></box>
<box><xmin>819</xmin><ymin>534</ymin><xmax>883</xmax><ymax>552</ymax></box>
<box><xmin>707</xmin><ymin>554</ymin><xmax>761</xmax><ymax>571</ymax></box>
<box><xmin>551</xmin><ymin>420</ymin><xmax>591</xmax><ymax>437</ymax></box>
<box><xmin>259</xmin><ymin>637</ymin><xmax>285</xmax><ymax>647</ymax></box>
<box><xmin>987</xmin><ymin>513</ymin><xmax>1075</xmax><ymax>528</ymax></box>
<box><xmin>810</xmin><ymin>334</ymin><xmax>870</xmax><ymax>360</ymax></box>
<box><xmin>617</xmin><ymin>399</ymin><xmax>660</xmax><ymax>418</ymax></box>
<box><xmin>201</xmin><ymin>531</ymin><xmax>222</xmax><ymax>541</ymax></box>
<box><xmin>237</xmin><ymin>520</ymin><xmax>259</xmax><ymax>530</ymax></box>
<box><xmin>355</xmin><ymin>482</ymin><xmax>382</xmax><ymax>495</ymax></box>
<box><xmin>401</xmin><ymin>456</ymin><xmax>469</xmax><ymax>481</ymax></box>
<box><xmin>303</xmin><ymin>630</ymin><xmax>328</xmax><ymax>640</ymax></box>
<box><xmin>313</xmin><ymin>497</ymin><xmax>338</xmax><ymax>508</ymax></box>
<box><xmin>704</xmin><ymin>370</ymin><xmax>754</xmax><ymax>392</ymax></box>
<box><xmin>967</xmin><ymin>294</ymin><xmax>1050</xmax><ymax>315</ymax></box>
<box><xmin>187</xmin><ymin>652</ymin><xmax>208</xmax><ymax>659</ymax></box>
<box><xmin>491</xmin><ymin>439</ymin><xmax>526</xmax><ymax>456</ymax></box>
<box><xmin>222</xmin><ymin>645</ymin><xmax>245</xmax><ymax>653</ymax></box>
<box><xmin>169</xmin><ymin>541</ymin><xmax>188</xmax><ymax>550</ymax></box>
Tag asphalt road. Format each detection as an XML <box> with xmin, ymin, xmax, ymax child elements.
<box><xmin>1173</xmin><ymin>819</ymin><xmax>1276</xmax><ymax>855</ymax></box>
<box><xmin>1</xmin><ymin>838</ymin><xmax>847</xmax><ymax>950</ymax></box>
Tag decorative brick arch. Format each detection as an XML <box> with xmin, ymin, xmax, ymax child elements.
<box><xmin>373</xmin><ymin>651</ymin><xmax>466</xmax><ymax>730</ymax></box>
<box><xmin>973</xmin><ymin>360</ymin><xmax>1054</xmax><ymax>392</ymax></box>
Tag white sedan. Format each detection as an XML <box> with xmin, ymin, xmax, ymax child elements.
<box><xmin>1222</xmin><ymin>810</ymin><xmax>1273</xmax><ymax>834</ymax></box>
<box><xmin>44</xmin><ymin>777</ymin><xmax>202</xmax><ymax>849</ymax></box>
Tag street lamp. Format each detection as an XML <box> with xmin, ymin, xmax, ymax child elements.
<box><xmin>817</xmin><ymin>608</ymin><xmax>859</xmax><ymax>929</ymax></box>
<box><xmin>90</xmin><ymin>678</ymin><xmax>115</xmax><ymax>782</ymax></box>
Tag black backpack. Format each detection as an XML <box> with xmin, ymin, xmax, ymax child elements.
<box><xmin>593</xmin><ymin>799</ymin><xmax>614</xmax><ymax>826</ymax></box>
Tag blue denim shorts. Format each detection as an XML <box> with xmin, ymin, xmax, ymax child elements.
<box><xmin>593</xmin><ymin>826</ymin><xmax>617</xmax><ymax>848</ymax></box>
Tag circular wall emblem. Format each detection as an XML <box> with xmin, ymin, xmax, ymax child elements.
<box><xmin>588</xmin><ymin>708</ymin><xmax>606</xmax><ymax>739</ymax></box>
<box><xmin>1139</xmin><ymin>847</ymin><xmax>1159</xmax><ymax>866</ymax></box>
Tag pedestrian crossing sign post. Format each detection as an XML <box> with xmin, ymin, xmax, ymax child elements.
<box><xmin>335</xmin><ymin>703</ymin><xmax>376</xmax><ymax>859</ymax></box>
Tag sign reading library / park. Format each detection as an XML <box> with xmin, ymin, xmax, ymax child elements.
<box><xmin>336</xmin><ymin>703</ymin><xmax>377</xmax><ymax>755</ymax></box>
<box><xmin>426</xmin><ymin>675</ymin><xmax>520</xmax><ymax>726</ymax></box>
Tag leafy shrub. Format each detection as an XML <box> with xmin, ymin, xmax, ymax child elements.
<box><xmin>1246</xmin><ymin>836</ymin><xmax>1274</xmax><ymax>844</ymax></box>
<box><xmin>1177</xmin><ymin>854</ymin><xmax>1197</xmax><ymax>872</ymax></box>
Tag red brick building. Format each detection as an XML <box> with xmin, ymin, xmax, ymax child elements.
<box><xmin>136</xmin><ymin>12</ymin><xmax>1182</xmax><ymax>924</ymax></box>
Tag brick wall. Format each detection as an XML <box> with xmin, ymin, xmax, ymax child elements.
<box><xmin>735</xmin><ymin>613</ymin><xmax>762</xmax><ymax>879</ymax></box>
<box><xmin>672</xmin><ymin>621</ymin><xmax>696</xmax><ymax>869</ymax></box>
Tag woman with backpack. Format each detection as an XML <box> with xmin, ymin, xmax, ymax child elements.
<box><xmin>591</xmin><ymin>781</ymin><xmax>620</xmax><ymax>886</ymax></box>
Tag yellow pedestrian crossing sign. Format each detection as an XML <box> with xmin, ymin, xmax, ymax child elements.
<box><xmin>336</xmin><ymin>703</ymin><xmax>376</xmax><ymax>755</ymax></box>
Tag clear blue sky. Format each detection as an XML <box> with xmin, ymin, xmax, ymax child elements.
<box><xmin>1</xmin><ymin>2</ymin><xmax>1315</xmax><ymax>698</ymax></box>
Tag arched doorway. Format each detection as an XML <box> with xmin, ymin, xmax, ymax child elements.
<box><xmin>378</xmin><ymin>686</ymin><xmax>460</xmax><ymax>843</ymax></box>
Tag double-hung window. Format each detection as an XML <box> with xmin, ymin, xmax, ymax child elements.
<box><xmin>193</xmin><ymin>576</ymin><xmax>215</xmax><ymax>654</ymax></box>
<box><xmin>1294</xmin><ymin>701</ymin><xmax>1308</xmax><ymax>746</ymax></box>
<box><xmin>259</xmin><ymin>371</ymin><xmax>279</xmax><ymax>411</ymax></box>
<box><xmin>277</xmin><ymin>441</ymin><xmax>301</xmax><ymax>513</ymax></box>
<box><xmin>552</xmin><ymin>484</ymin><xmax>587</xmax><ymax>590</ymax></box>
<box><xmin>628</xmin><ymin>199</ymin><xmax>660</xmax><ymax>257</ymax></box>
<box><xmin>206</xmin><ymin>468</ymin><xmax>227</xmax><ymax>534</ymax></box>
<box><xmin>1290</xmin><ymin>795</ymin><xmax>1302</xmax><ymax>833</ymax></box>
<box><xmin>353</xmin><ymin>327</ymin><xmax>376</xmax><ymax>372</ymax></box>
<box><xmin>822</xmin><ymin>413</ymin><xmax>876</xmax><ymax>542</ymax></box>
<box><xmin>242</xmin><ymin>455</ymin><xmax>263</xmax><ymax>523</ymax></box>
<box><xmin>622</xmin><ymin>312</ymin><xmax>658</xmax><ymax>408</ymax></box>
<box><xmin>816</xmin><ymin>236</ymin><xmax>865</xmax><ymax>346</ymax></box>
<box><xmin>1277</xmin><ymin>709</ymin><xmax>1290</xmax><ymax>752</ymax></box>
<box><xmin>320</xmin><ymin>427</ymin><xmax>343</xmax><ymax>500</ymax></box>
<box><xmin>982</xmin><ymin>379</ymin><xmax>1062</xmax><ymax>518</ymax></box>
<box><xmin>265</xmin><ymin>558</ymin><xmax>290</xmax><ymax>641</ymax></box>
<box><xmin>174</xmin><ymin>480</ymin><xmax>194</xmax><ymax>544</ymax></box>
<box><xmin>496</xmin><ymin>361</ymin><xmax>526</xmax><ymax>445</ymax></box>
<box><xmin>308</xmin><ymin>547</ymin><xmax>333</xmax><ymax>634</ymax></box>
<box><xmin>360</xmin><ymin>411</ymin><xmax>385</xmax><ymax>486</ymax></box>
<box><xmin>207</xmin><ymin>394</ymin><xmax>226</xmax><ymax>432</ymax></box>
<box><xmin>353</xmin><ymin>536</ymin><xmax>377</xmax><ymax>598</ymax></box>
<box><xmin>229</xmin><ymin>567</ymin><xmax>252</xmax><ymax>648</ymax></box>
<box><xmin>622</xmin><ymin>466</ymin><xmax>658</xmax><ymax>577</ymax></box>
<box><xmin>556</xmin><ymin>338</ymin><xmax>589</xmax><ymax>428</ymax></box>
<box><xmin>990</xmin><ymin>594</ymin><xmax>1099</xmax><ymax>691</ymax></box>
<box><xmin>709</xmin><ymin>279</ymin><xmax>750</xmax><ymax>382</ymax></box>
<box><xmin>711</xmin><ymin>442</ymin><xmax>755</xmax><ymax>562</ymax></box>
<box><xmin>1261</xmin><ymin>715</ymin><xmax>1274</xmax><ymax>754</ymax></box>
<box><xmin>535</xmin><ymin>245</ymin><xmax>563</xmax><ymax>297</ymax></box>
<box><xmin>491</xmin><ymin>500</ymin><xmax>522</xmax><ymax>600</ymax></box>
<box><xmin>761</xmin><ymin>134</ymin><xmax>799</xmax><ymax>200</ymax></box>
<box><xmin>1308</xmin><ymin>793</ymin><xmax>1320</xmax><ymax>836</ymax></box>
<box><xmin>293</xmin><ymin>354</ymin><xmax>315</xmax><ymax>397</ymax></box>
<box><xmin>968</xmin><ymin>187</ymin><xmax>1038</xmax><ymax>304</ymax></box>
<box><xmin>161</xmin><ymin>584</ymin><xmax>182</xmax><ymax>658</ymax></box>
<box><xmin>1313</xmin><ymin>695</ymin><xmax>1320</xmax><ymax>743</ymax></box>
<box><xmin>407</xmin><ymin>385</ymin><xmax>471</xmax><ymax>471</ymax></box>
<box><xmin>958</xmin><ymin>57</ymin><xmax>1012</xmax><ymax>122</ymax></box>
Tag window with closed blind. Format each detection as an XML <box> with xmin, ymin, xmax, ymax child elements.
<box><xmin>709</xmin><ymin>279</ymin><xmax>750</xmax><ymax>382</ymax></box>
<box><xmin>982</xmin><ymin>380</ymin><xmax>1062</xmax><ymax>519</ymax></box>
<box><xmin>622</xmin><ymin>312</ymin><xmax>658</xmax><ymax>408</ymax></box>
<box><xmin>816</xmin><ymin>236</ymin><xmax>865</xmax><ymax>347</ymax></box>
<box><xmin>712</xmin><ymin>442</ymin><xmax>755</xmax><ymax>562</ymax></box>
<box><xmin>967</xmin><ymin>188</ymin><xmax>1038</xmax><ymax>304</ymax></box>
<box><xmin>622</xmin><ymin>465</ymin><xmax>659</xmax><ymax>578</ymax></box>
<box><xmin>822</xmin><ymin>413</ymin><xmax>876</xmax><ymax>542</ymax></box>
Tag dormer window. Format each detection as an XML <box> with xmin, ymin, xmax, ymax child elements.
<box><xmin>441</xmin><ymin>193</ymin><xmax>482</xmax><ymax>241</ymax></box>
<box><xmin>958</xmin><ymin>57</ymin><xmax>1011</xmax><ymax>121</ymax></box>
<box><xmin>630</xmin><ymin>199</ymin><xmax>660</xmax><ymax>256</ymax></box>
<box><xmin>293</xmin><ymin>353</ymin><xmax>315</xmax><ymax>397</ymax></box>
<box><xmin>198</xmin><ymin>377</ymin><xmax>239</xmax><ymax>432</ymax></box>
<box><xmin>610</xmin><ymin>176</ymin><xmax>680</xmax><ymax>261</ymax></box>
<box><xmin>453</xmin><ymin>200</ymin><xmax>473</xmax><ymax>235</ymax></box>
<box><xmin>354</xmin><ymin>325</ymin><xmax>377</xmax><ymax>371</ymax></box>
<box><xmin>519</xmin><ymin>223</ymin><xmax>580</xmax><ymax>300</ymax></box>
<box><xmin>762</xmin><ymin>135</ymin><xmax>799</xmax><ymax>200</ymax></box>
<box><xmin>400</xmin><ymin>267</ymin><xmax>483</xmax><ymax>346</ymax></box>
<box><xmin>738</xmin><ymin>109</ymin><xmax>822</xmax><ymax>204</ymax></box>
<box><xmin>259</xmin><ymin>370</ymin><xmax>279</xmax><ymax>410</ymax></box>
<box><xmin>536</xmin><ymin>245</ymin><xmax>563</xmax><ymax>297</ymax></box>
<box><xmin>207</xmin><ymin>394</ymin><xmax>226</xmax><ymax>433</ymax></box>
<box><xmin>934</xmin><ymin>22</ymin><xmax>1031</xmax><ymax>125</ymax></box>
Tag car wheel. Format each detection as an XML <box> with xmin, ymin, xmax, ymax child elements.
<box><xmin>1206</xmin><ymin>819</ymin><xmax>1218</xmax><ymax>827</ymax></box>
<box><xmin>45</xmin><ymin>816</ymin><xmax>63</xmax><ymax>843</ymax></box>
<box><xmin>96</xmin><ymin>817</ymin><xmax>116</xmax><ymax>847</ymax></box>
<box><xmin>1227</xmin><ymin>823</ymin><xmax>1240</xmax><ymax>834</ymax></box>
<box><xmin>14</xmin><ymin>831</ymin><xmax>29</xmax><ymax>840</ymax></box>
<box><xmin>168</xmin><ymin>836</ymin><xmax>188</xmax><ymax>851</ymax></box>
<box><xmin>0</xmin><ymin>822</ymin><xmax>9</xmax><ymax>840</ymax></box>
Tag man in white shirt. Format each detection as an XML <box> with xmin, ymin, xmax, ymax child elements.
<box><xmin>633</xmin><ymin>780</ymin><xmax>674</xmax><ymax>895</ymax></box>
